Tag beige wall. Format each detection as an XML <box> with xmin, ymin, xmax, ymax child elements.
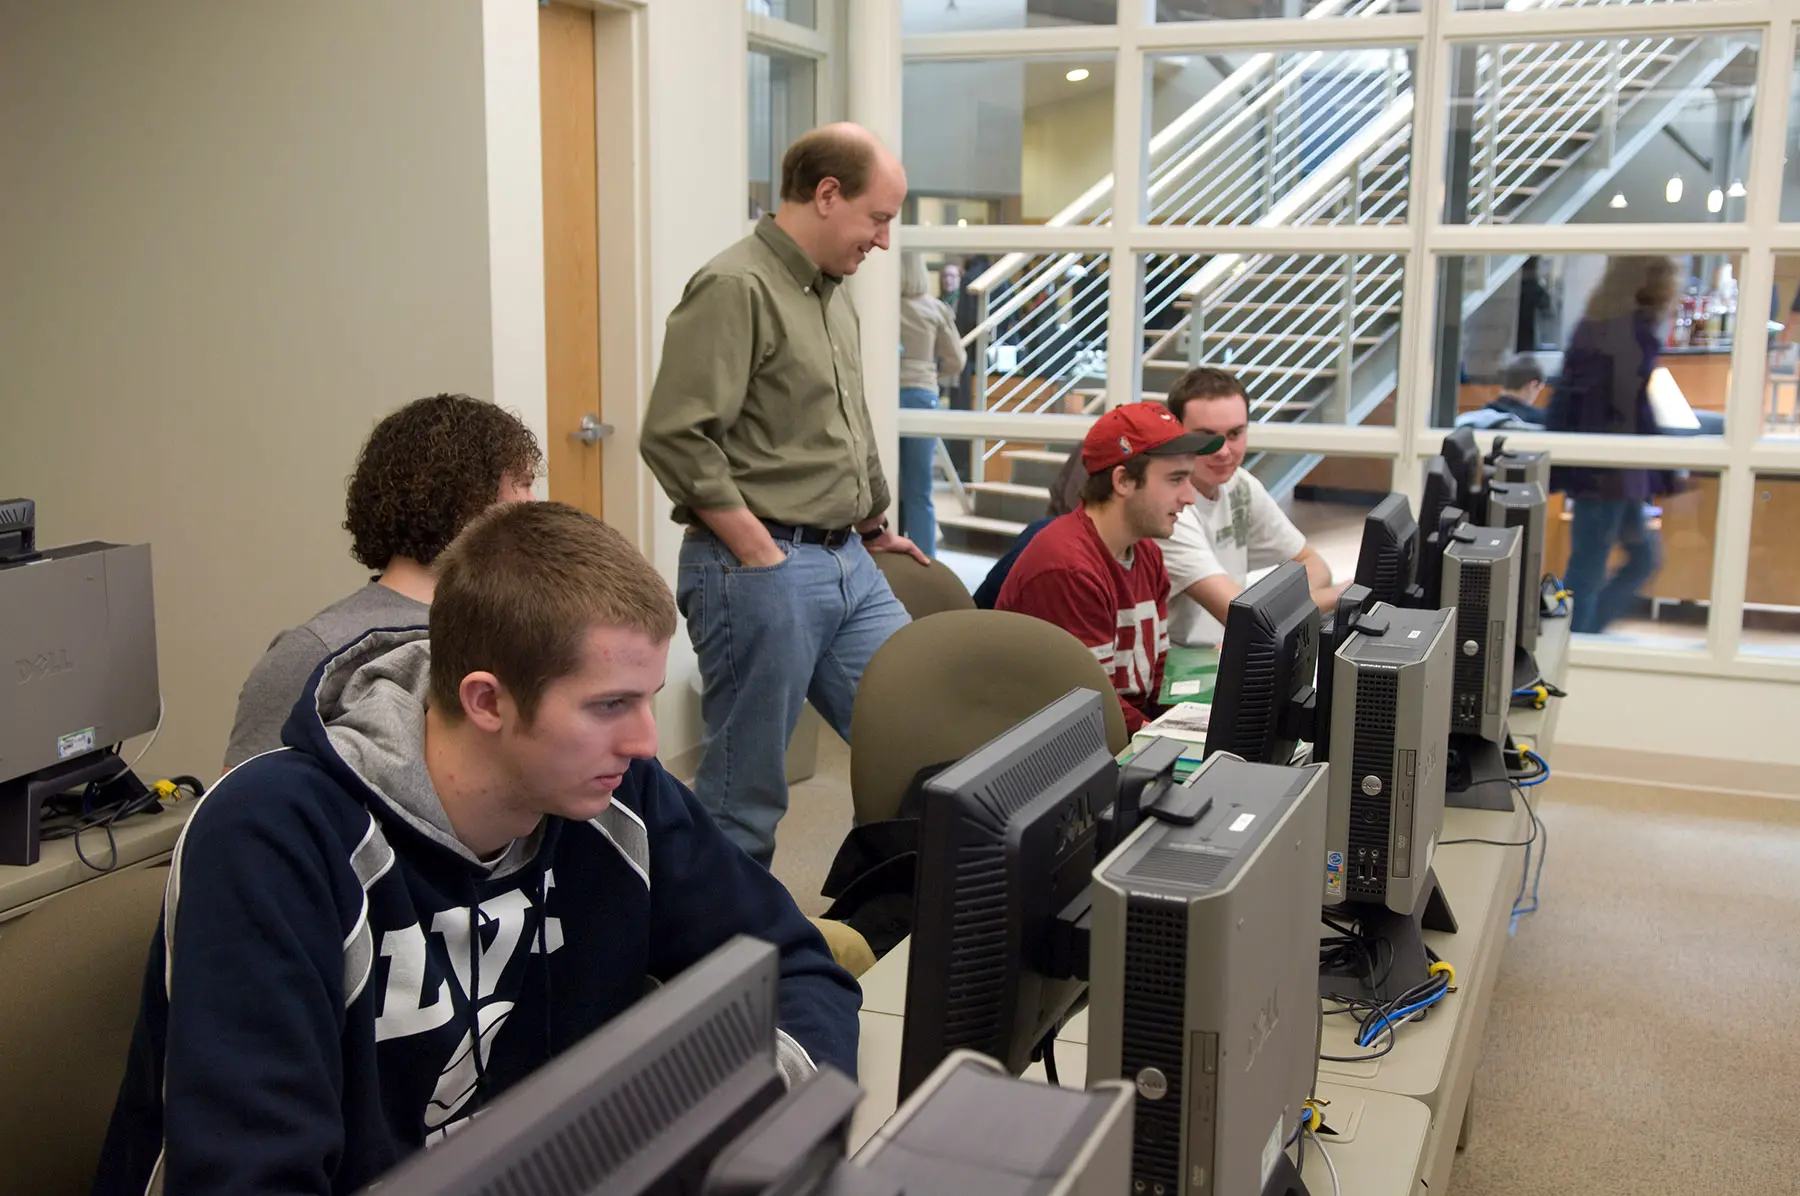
<box><xmin>0</xmin><ymin>0</ymin><xmax>545</xmax><ymax>782</ymax></box>
<box><xmin>1558</xmin><ymin>668</ymin><xmax>1800</xmax><ymax>779</ymax></box>
<box><xmin>1022</xmin><ymin>89</ymin><xmax>1114</xmax><ymax>222</ymax></box>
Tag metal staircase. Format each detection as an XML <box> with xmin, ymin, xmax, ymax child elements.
<box><xmin>933</xmin><ymin>8</ymin><xmax>1745</xmax><ymax>549</ymax></box>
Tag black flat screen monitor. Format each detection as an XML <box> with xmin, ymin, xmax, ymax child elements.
<box><xmin>364</xmin><ymin>937</ymin><xmax>787</xmax><ymax>1196</ymax></box>
<box><xmin>1312</xmin><ymin>581</ymin><xmax>1372</xmax><ymax>765</ymax></box>
<box><xmin>898</xmin><ymin>688</ymin><xmax>1116</xmax><ymax>1103</ymax></box>
<box><xmin>1353</xmin><ymin>492</ymin><xmax>1419</xmax><ymax>608</ymax></box>
<box><xmin>1205</xmin><ymin>560</ymin><xmax>1320</xmax><ymax>765</ymax></box>
<box><xmin>1441</xmin><ymin>426</ymin><xmax>1482</xmax><ymax>510</ymax></box>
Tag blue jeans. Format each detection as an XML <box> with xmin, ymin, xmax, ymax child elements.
<box><xmin>1565</xmin><ymin>498</ymin><xmax>1663</xmax><ymax>634</ymax></box>
<box><xmin>676</xmin><ymin>533</ymin><xmax>911</xmax><ymax>867</ymax></box>
<box><xmin>898</xmin><ymin>387</ymin><xmax>940</xmax><ymax>559</ymax></box>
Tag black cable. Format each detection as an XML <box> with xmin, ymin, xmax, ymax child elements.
<box><xmin>1042</xmin><ymin>1038</ymin><xmax>1060</xmax><ymax>1087</ymax></box>
<box><xmin>1439</xmin><ymin>783</ymin><xmax>1539</xmax><ymax>847</ymax></box>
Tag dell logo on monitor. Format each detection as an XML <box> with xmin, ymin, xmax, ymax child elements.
<box><xmin>16</xmin><ymin>648</ymin><xmax>75</xmax><ymax>685</ymax></box>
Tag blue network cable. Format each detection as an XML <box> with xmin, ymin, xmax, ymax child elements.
<box><xmin>1508</xmin><ymin>752</ymin><xmax>1550</xmax><ymax>934</ymax></box>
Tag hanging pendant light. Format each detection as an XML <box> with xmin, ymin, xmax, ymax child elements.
<box><xmin>1609</xmin><ymin>192</ymin><xmax>1628</xmax><ymax>209</ymax></box>
<box><xmin>1707</xmin><ymin>188</ymin><xmax>1724</xmax><ymax>213</ymax></box>
<box><xmin>1665</xmin><ymin>175</ymin><xmax>1683</xmax><ymax>204</ymax></box>
<box><xmin>1727</xmin><ymin>179</ymin><xmax>1747</xmax><ymax>198</ymax></box>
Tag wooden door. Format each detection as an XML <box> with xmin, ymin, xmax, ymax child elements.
<box><xmin>539</xmin><ymin>4</ymin><xmax>603</xmax><ymax>515</ymax></box>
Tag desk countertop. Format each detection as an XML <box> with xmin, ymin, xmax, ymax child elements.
<box><xmin>852</xmin><ymin>1008</ymin><xmax>1429</xmax><ymax>1195</ymax></box>
<box><xmin>0</xmin><ymin>799</ymin><xmax>193</xmax><ymax>921</ymax></box>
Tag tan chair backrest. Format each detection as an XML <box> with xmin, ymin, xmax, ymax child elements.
<box><xmin>872</xmin><ymin>553</ymin><xmax>975</xmax><ymax>621</ymax></box>
<box><xmin>0</xmin><ymin>866</ymin><xmax>169</xmax><ymax>1196</ymax></box>
<box><xmin>849</xmin><ymin>609</ymin><xmax>1131</xmax><ymax>826</ymax></box>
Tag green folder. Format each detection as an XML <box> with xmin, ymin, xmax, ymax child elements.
<box><xmin>1159</xmin><ymin>645</ymin><xmax>1220</xmax><ymax>706</ymax></box>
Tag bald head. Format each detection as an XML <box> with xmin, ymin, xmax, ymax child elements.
<box><xmin>775</xmin><ymin>122</ymin><xmax>907</xmax><ymax>277</ymax></box>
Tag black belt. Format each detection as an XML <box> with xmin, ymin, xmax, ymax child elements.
<box><xmin>760</xmin><ymin>519</ymin><xmax>854</xmax><ymax>548</ymax></box>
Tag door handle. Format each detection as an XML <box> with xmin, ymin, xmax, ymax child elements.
<box><xmin>570</xmin><ymin>414</ymin><xmax>613</xmax><ymax>446</ymax></box>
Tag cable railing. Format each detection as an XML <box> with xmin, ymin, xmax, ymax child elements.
<box><xmin>940</xmin><ymin>9</ymin><xmax>1723</xmax><ymax>490</ymax></box>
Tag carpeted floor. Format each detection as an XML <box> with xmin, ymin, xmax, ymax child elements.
<box><xmin>764</xmin><ymin>740</ymin><xmax>1800</xmax><ymax>1194</ymax></box>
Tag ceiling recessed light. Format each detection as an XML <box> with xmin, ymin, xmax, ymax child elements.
<box><xmin>1666</xmin><ymin>175</ymin><xmax>1683</xmax><ymax>204</ymax></box>
<box><xmin>1707</xmin><ymin>187</ymin><xmax>1724</xmax><ymax>213</ymax></box>
<box><xmin>1728</xmin><ymin>179</ymin><xmax>1747</xmax><ymax>198</ymax></box>
<box><xmin>1609</xmin><ymin>192</ymin><xmax>1628</xmax><ymax>209</ymax></box>
<box><xmin>1065</xmin><ymin>68</ymin><xmax>1091</xmax><ymax>83</ymax></box>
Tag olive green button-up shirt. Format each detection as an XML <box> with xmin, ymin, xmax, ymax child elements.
<box><xmin>640</xmin><ymin>216</ymin><xmax>890</xmax><ymax>530</ymax></box>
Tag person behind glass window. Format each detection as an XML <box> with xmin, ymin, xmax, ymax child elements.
<box><xmin>897</xmin><ymin>252</ymin><xmax>966</xmax><ymax>558</ymax></box>
<box><xmin>1545</xmin><ymin>254</ymin><xmax>1682</xmax><ymax>635</ymax></box>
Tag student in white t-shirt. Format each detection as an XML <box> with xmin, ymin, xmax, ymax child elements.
<box><xmin>1161</xmin><ymin>367</ymin><xmax>1348</xmax><ymax>646</ymax></box>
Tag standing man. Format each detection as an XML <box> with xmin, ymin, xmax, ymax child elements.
<box><xmin>1161</xmin><ymin>367</ymin><xmax>1348</xmax><ymax>648</ymax></box>
<box><xmin>996</xmin><ymin>403</ymin><xmax>1219</xmax><ymax>734</ymax></box>
<box><xmin>641</xmin><ymin>123</ymin><xmax>922</xmax><ymax>868</ymax></box>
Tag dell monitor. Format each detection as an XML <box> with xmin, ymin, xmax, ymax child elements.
<box><xmin>1310</xmin><ymin>582</ymin><xmax>1372</xmax><ymax>766</ymax></box>
<box><xmin>1413</xmin><ymin>456</ymin><xmax>1467</xmax><ymax>611</ymax></box>
<box><xmin>1353</xmin><ymin>492</ymin><xmax>1419</xmax><ymax>608</ymax></box>
<box><xmin>1440</xmin><ymin>425</ymin><xmax>1483</xmax><ymax>511</ymax></box>
<box><xmin>365</xmin><ymin>936</ymin><xmax>788</xmax><ymax>1196</ymax></box>
<box><xmin>1087</xmin><ymin>754</ymin><xmax>1328</xmax><ymax>1196</ymax></box>
<box><xmin>898</xmin><ymin>688</ymin><xmax>1115</xmax><ymax>1101</ymax></box>
<box><xmin>1205</xmin><ymin>561</ymin><xmax>1320</xmax><ymax>766</ymax></box>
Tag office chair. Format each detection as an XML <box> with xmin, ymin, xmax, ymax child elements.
<box><xmin>822</xmin><ymin>611</ymin><xmax>1130</xmax><ymax>955</ymax></box>
<box><xmin>0</xmin><ymin>865</ymin><xmax>169</xmax><ymax>1196</ymax></box>
<box><xmin>849</xmin><ymin>609</ymin><xmax>1130</xmax><ymax>826</ymax></box>
<box><xmin>871</xmin><ymin>553</ymin><xmax>976</xmax><ymax>621</ymax></box>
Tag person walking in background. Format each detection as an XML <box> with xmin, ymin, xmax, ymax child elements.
<box><xmin>640</xmin><ymin>123</ymin><xmax>922</xmax><ymax>868</ymax></box>
<box><xmin>1546</xmin><ymin>254</ymin><xmax>1682</xmax><ymax>635</ymax></box>
<box><xmin>898</xmin><ymin>252</ymin><xmax>966</xmax><ymax>558</ymax></box>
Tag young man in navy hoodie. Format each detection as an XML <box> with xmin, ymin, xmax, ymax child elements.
<box><xmin>94</xmin><ymin>502</ymin><xmax>861</xmax><ymax>1196</ymax></box>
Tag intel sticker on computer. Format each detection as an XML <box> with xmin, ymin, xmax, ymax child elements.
<box><xmin>57</xmin><ymin>727</ymin><xmax>95</xmax><ymax>760</ymax></box>
<box><xmin>1324</xmin><ymin>850</ymin><xmax>1344</xmax><ymax>899</ymax></box>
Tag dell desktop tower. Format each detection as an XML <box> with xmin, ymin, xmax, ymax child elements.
<box><xmin>1492</xmin><ymin>447</ymin><xmax>1550</xmax><ymax>491</ymax></box>
<box><xmin>1443</xmin><ymin>524</ymin><xmax>1522</xmax><ymax>745</ymax></box>
<box><xmin>1087</xmin><ymin>755</ymin><xmax>1328</xmax><ymax>1196</ymax></box>
<box><xmin>1484</xmin><ymin>482</ymin><xmax>1546</xmax><ymax>658</ymax></box>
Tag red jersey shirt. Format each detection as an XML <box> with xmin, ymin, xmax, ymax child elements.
<box><xmin>995</xmin><ymin>509</ymin><xmax>1170</xmax><ymax>733</ymax></box>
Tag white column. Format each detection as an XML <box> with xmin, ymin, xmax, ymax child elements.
<box><xmin>847</xmin><ymin>0</ymin><xmax>904</xmax><ymax>508</ymax></box>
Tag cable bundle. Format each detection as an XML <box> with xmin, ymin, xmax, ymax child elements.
<box><xmin>1321</xmin><ymin>958</ymin><xmax>1456</xmax><ymax>1063</ymax></box>
<box><xmin>40</xmin><ymin>772</ymin><xmax>204</xmax><ymax>872</ymax></box>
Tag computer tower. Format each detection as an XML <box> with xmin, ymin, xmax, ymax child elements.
<box><xmin>1442</xmin><ymin>525</ymin><xmax>1521</xmax><ymax>744</ymax></box>
<box><xmin>1325</xmin><ymin>605</ymin><xmax>1453</xmax><ymax>919</ymax></box>
<box><xmin>1484</xmin><ymin>482</ymin><xmax>1545</xmax><ymax>655</ymax></box>
<box><xmin>1087</xmin><ymin>756</ymin><xmax>1327</xmax><ymax>1196</ymax></box>
<box><xmin>1492</xmin><ymin>448</ymin><xmax>1549</xmax><ymax>491</ymax></box>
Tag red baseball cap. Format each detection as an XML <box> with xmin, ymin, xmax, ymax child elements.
<box><xmin>1081</xmin><ymin>402</ymin><xmax>1225</xmax><ymax>475</ymax></box>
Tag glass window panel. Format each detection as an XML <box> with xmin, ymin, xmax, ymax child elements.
<box><xmin>1763</xmin><ymin>255</ymin><xmax>1800</xmax><ymax>439</ymax></box>
<box><xmin>903</xmin><ymin>58</ymin><xmax>1114</xmax><ymax>225</ymax></box>
<box><xmin>903</xmin><ymin>0</ymin><xmax>1116</xmax><ymax>36</ymax></box>
<box><xmin>1286</xmin><ymin>455</ymin><xmax>1399</xmax><ymax>582</ymax></box>
<box><xmin>911</xmin><ymin>247</ymin><xmax>1109</xmax><ymax>460</ymax></box>
<box><xmin>1138</xmin><ymin>251</ymin><xmax>1402</xmax><ymax>427</ymax></box>
<box><xmin>1786</xmin><ymin>34</ymin><xmax>1800</xmax><ymax>222</ymax></box>
<box><xmin>748</xmin><ymin>49</ymin><xmax>817</xmax><ymax>222</ymax></box>
<box><xmin>1441</xmin><ymin>34</ymin><xmax>1759</xmax><ymax>227</ymax></box>
<box><xmin>1430</xmin><ymin>252</ymin><xmax>1739</xmax><ymax>436</ymax></box>
<box><xmin>1157</xmin><ymin>0</ymin><xmax>1417</xmax><ymax>21</ymax></box>
<box><xmin>1741</xmin><ymin>475</ymin><xmax>1800</xmax><ymax>658</ymax></box>
<box><xmin>1541</xmin><ymin>468</ymin><xmax>1718</xmax><ymax>649</ymax></box>
<box><xmin>1458</xmin><ymin>0</ymin><xmax>1739</xmax><ymax>8</ymax></box>
<box><xmin>925</xmin><ymin>434</ymin><xmax>1082</xmax><ymax>565</ymax></box>
<box><xmin>748</xmin><ymin>0</ymin><xmax>816</xmax><ymax>28</ymax></box>
<box><xmin>1143</xmin><ymin>49</ymin><xmax>1413</xmax><ymax>227</ymax></box>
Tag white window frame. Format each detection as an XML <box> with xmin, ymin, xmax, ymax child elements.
<box><xmin>747</xmin><ymin>5</ymin><xmax>842</xmax><ymax>235</ymax></box>
<box><xmin>891</xmin><ymin>0</ymin><xmax>1800</xmax><ymax>682</ymax></box>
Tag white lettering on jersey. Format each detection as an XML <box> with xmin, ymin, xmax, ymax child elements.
<box><xmin>371</xmin><ymin>886</ymin><xmax>563</xmax><ymax>1137</ymax></box>
<box><xmin>1114</xmin><ymin>600</ymin><xmax>1164</xmax><ymax>697</ymax></box>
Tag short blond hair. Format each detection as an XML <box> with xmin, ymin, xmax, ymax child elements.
<box><xmin>901</xmin><ymin>252</ymin><xmax>930</xmax><ymax>299</ymax></box>
<box><xmin>429</xmin><ymin>503</ymin><xmax>676</xmax><ymax>723</ymax></box>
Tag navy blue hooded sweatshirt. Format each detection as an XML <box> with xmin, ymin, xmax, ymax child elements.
<box><xmin>92</xmin><ymin>628</ymin><xmax>860</xmax><ymax>1196</ymax></box>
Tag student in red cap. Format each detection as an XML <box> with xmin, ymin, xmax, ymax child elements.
<box><xmin>996</xmin><ymin>402</ymin><xmax>1223</xmax><ymax>732</ymax></box>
